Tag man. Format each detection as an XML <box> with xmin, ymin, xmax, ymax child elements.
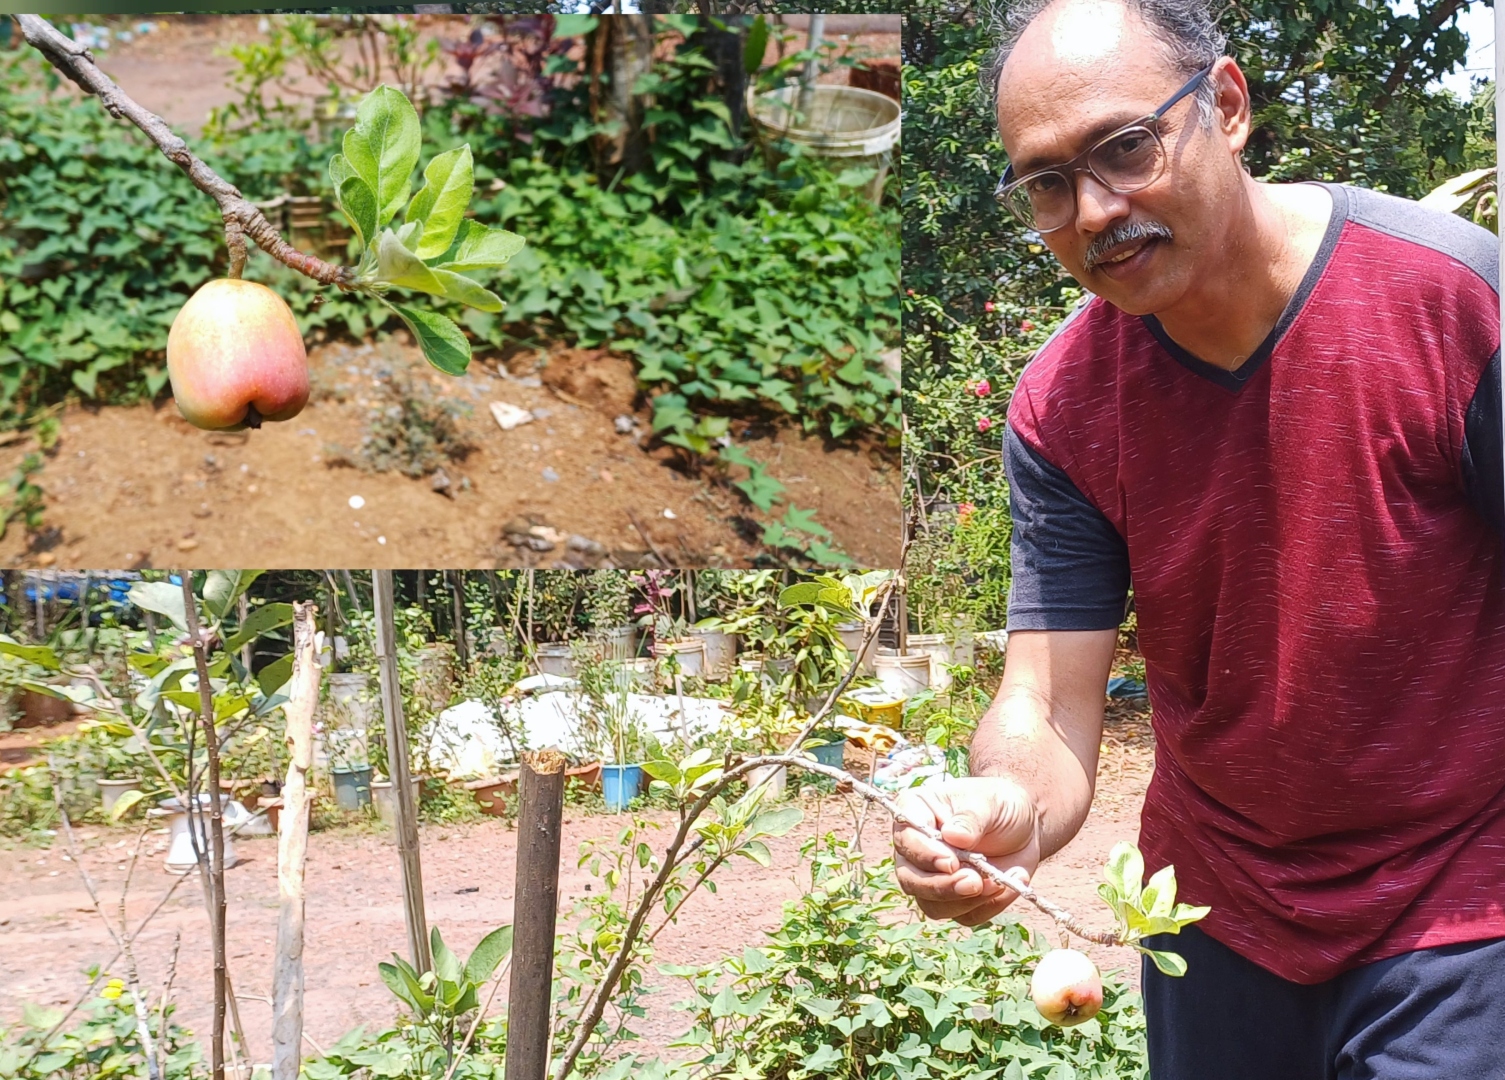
<box><xmin>892</xmin><ymin>0</ymin><xmax>1505</xmax><ymax>1075</ymax></box>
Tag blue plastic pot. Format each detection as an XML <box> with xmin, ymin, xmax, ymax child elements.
<box><xmin>810</xmin><ymin>739</ymin><xmax>846</xmax><ymax>769</ymax></box>
<box><xmin>331</xmin><ymin>765</ymin><xmax>372</xmax><ymax>811</ymax></box>
<box><xmin>602</xmin><ymin>763</ymin><xmax>644</xmax><ymax>812</ymax></box>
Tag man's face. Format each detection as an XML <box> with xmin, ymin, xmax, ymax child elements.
<box><xmin>996</xmin><ymin>0</ymin><xmax>1240</xmax><ymax>315</ymax></box>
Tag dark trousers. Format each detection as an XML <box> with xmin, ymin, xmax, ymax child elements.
<box><xmin>1141</xmin><ymin>925</ymin><xmax>1505</xmax><ymax>1079</ymax></box>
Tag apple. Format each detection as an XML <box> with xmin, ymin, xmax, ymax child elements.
<box><xmin>1030</xmin><ymin>948</ymin><xmax>1103</xmax><ymax>1027</ymax></box>
<box><xmin>166</xmin><ymin>278</ymin><xmax>309</xmax><ymax>431</ymax></box>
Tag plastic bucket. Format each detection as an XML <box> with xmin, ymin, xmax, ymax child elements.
<box><xmin>809</xmin><ymin>739</ymin><xmax>846</xmax><ymax>769</ymax></box>
<box><xmin>747</xmin><ymin>84</ymin><xmax>901</xmax><ymax>205</ymax></box>
<box><xmin>536</xmin><ymin>642</ymin><xmax>576</xmax><ymax>678</ymax></box>
<box><xmin>874</xmin><ymin>649</ymin><xmax>931</xmax><ymax>699</ymax></box>
<box><xmin>907</xmin><ymin>633</ymin><xmax>955</xmax><ymax>691</ymax></box>
<box><xmin>603</xmin><ymin>763</ymin><xmax>644</xmax><ymax>812</ymax></box>
<box><xmin>687</xmin><ymin>627</ymin><xmax>736</xmax><ymax>679</ymax></box>
<box><xmin>653</xmin><ymin>638</ymin><xmax>706</xmax><ymax>678</ymax></box>
<box><xmin>331</xmin><ymin>765</ymin><xmax>373</xmax><ymax>811</ymax></box>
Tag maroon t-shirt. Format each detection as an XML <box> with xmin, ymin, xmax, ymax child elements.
<box><xmin>1003</xmin><ymin>182</ymin><xmax>1505</xmax><ymax>983</ymax></box>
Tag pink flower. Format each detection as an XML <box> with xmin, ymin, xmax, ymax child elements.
<box><xmin>958</xmin><ymin>501</ymin><xmax>977</xmax><ymax>522</ymax></box>
<box><xmin>984</xmin><ymin>301</ymin><xmax>995</xmax><ymax>312</ymax></box>
<box><xmin>1020</xmin><ymin>319</ymin><xmax>1035</xmax><ymax>332</ymax></box>
<box><xmin>976</xmin><ymin>416</ymin><xmax>993</xmax><ymax>434</ymax></box>
<box><xmin>974</xmin><ymin>378</ymin><xmax>991</xmax><ymax>397</ymax></box>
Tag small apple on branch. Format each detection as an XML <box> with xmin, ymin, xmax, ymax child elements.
<box><xmin>1028</xmin><ymin>841</ymin><xmax>1210</xmax><ymax>1027</ymax></box>
<box><xmin>167</xmin><ymin>85</ymin><xmax>524</xmax><ymax>430</ymax></box>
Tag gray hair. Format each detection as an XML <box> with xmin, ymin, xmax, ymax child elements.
<box><xmin>982</xmin><ymin>0</ymin><xmax>1227</xmax><ymax>125</ymax></box>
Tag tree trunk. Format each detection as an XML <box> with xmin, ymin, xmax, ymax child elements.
<box><xmin>272</xmin><ymin>602</ymin><xmax>320</xmax><ymax>1080</ymax></box>
<box><xmin>695</xmin><ymin>14</ymin><xmax>747</xmax><ymax>140</ymax></box>
<box><xmin>594</xmin><ymin>16</ymin><xmax>656</xmax><ymax>176</ymax></box>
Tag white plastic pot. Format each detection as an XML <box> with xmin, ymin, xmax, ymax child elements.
<box><xmin>747</xmin><ymin>84</ymin><xmax>902</xmax><ymax>205</ymax></box>
<box><xmin>873</xmin><ymin>649</ymin><xmax>931</xmax><ymax>700</ymax></box>
<box><xmin>745</xmin><ymin>763</ymin><xmax>787</xmax><ymax>799</ymax></box>
<box><xmin>906</xmin><ymin>633</ymin><xmax>955</xmax><ymax>692</ymax></box>
<box><xmin>536</xmin><ymin>642</ymin><xmax>576</xmax><ymax>678</ymax></box>
<box><xmin>687</xmin><ymin>627</ymin><xmax>736</xmax><ymax>680</ymax></box>
<box><xmin>158</xmin><ymin>794</ymin><xmax>239</xmax><ymax>874</ymax></box>
<box><xmin>836</xmin><ymin>621</ymin><xmax>877</xmax><ymax>675</ymax></box>
<box><xmin>653</xmin><ymin>638</ymin><xmax>706</xmax><ymax>678</ymax></box>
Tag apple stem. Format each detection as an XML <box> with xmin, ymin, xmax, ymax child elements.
<box><xmin>16</xmin><ymin>15</ymin><xmax>355</xmax><ymax>290</ymax></box>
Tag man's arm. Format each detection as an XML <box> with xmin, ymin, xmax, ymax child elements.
<box><xmin>971</xmin><ymin>627</ymin><xmax>1117</xmax><ymax>861</ymax></box>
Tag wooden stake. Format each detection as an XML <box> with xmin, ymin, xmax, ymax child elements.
<box><xmin>181</xmin><ymin>576</ymin><xmax>227</xmax><ymax>1080</ymax></box>
<box><xmin>272</xmin><ymin>602</ymin><xmax>320</xmax><ymax>1080</ymax></box>
<box><xmin>505</xmin><ymin>750</ymin><xmax>567</xmax><ymax>1080</ymax></box>
<box><xmin>373</xmin><ymin>569</ymin><xmax>431</xmax><ymax>973</ymax></box>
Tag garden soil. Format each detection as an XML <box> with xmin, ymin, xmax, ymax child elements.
<box><xmin>0</xmin><ymin>336</ymin><xmax>901</xmax><ymax>569</ymax></box>
<box><xmin>0</xmin><ymin>708</ymin><xmax>1153</xmax><ymax>1063</ymax></box>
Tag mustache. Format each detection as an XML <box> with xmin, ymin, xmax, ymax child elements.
<box><xmin>1083</xmin><ymin>220</ymin><xmax>1175</xmax><ymax>271</ymax></box>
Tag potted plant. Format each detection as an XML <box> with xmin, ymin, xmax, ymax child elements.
<box><xmin>634</xmin><ymin>570</ymin><xmax>705</xmax><ymax>678</ymax></box>
<box><xmin>575</xmin><ymin>647</ymin><xmax>654</xmax><ymax>811</ymax></box>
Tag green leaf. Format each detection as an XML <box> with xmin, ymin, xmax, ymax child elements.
<box><xmin>431</xmin><ymin>927</ymin><xmax>464</xmax><ymax>985</ymax></box>
<box><xmin>1139</xmin><ymin>946</ymin><xmax>1188</xmax><ymax>977</ymax></box>
<box><xmin>108</xmin><ymin>788</ymin><xmax>146</xmax><ymax>822</ymax></box>
<box><xmin>329</xmin><ymin>152</ymin><xmax>355</xmax><ymax>192</ymax></box>
<box><xmin>404</xmin><ymin>145</ymin><xmax>474</xmax><ymax>260</ymax></box>
<box><xmin>642</xmin><ymin>759</ymin><xmax>683</xmax><ymax>785</ymax></box>
<box><xmin>384</xmin><ymin>301</ymin><xmax>471</xmax><ymax>376</ymax></box>
<box><xmin>551</xmin><ymin>14</ymin><xmax>597</xmax><ymax>36</ymax></box>
<box><xmin>743</xmin><ymin>15</ymin><xmax>769</xmax><ymax>74</ymax></box>
<box><xmin>222</xmin><ymin>602</ymin><xmax>295</xmax><ymax>656</ymax></box>
<box><xmin>1104</xmin><ymin>841</ymin><xmax>1145</xmax><ymax>904</ymax></box>
<box><xmin>344</xmin><ymin>85</ymin><xmax>422</xmax><ymax>227</ymax></box>
<box><xmin>431</xmin><ymin>220</ymin><xmax>527</xmax><ymax>272</ymax></box>
<box><xmin>1140</xmin><ymin>864</ymin><xmax>1177</xmax><ymax>919</ymax></box>
<box><xmin>202</xmin><ymin>570</ymin><xmax>263</xmax><ymax>620</ymax></box>
<box><xmin>376</xmin><ymin>230</ymin><xmax>447</xmax><ymax>296</ymax></box>
<box><xmin>431</xmin><ymin>268</ymin><xmax>503</xmax><ymax>313</ymax></box>
<box><xmin>0</xmin><ymin>637</ymin><xmax>61</xmax><ymax>671</ymax></box>
<box><xmin>338</xmin><ymin>174</ymin><xmax>379</xmax><ymax>252</ymax></box>
<box><xmin>256</xmin><ymin>653</ymin><xmax>295</xmax><ymax>697</ymax></box>
<box><xmin>378</xmin><ymin>958</ymin><xmax>432</xmax><ymax>1015</ymax></box>
<box><xmin>128</xmin><ymin>582</ymin><xmax>188</xmax><ymax>632</ymax></box>
<box><xmin>464</xmin><ymin>924</ymin><xmax>514</xmax><ymax>984</ymax></box>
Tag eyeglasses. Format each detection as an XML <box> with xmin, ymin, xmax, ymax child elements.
<box><xmin>994</xmin><ymin>63</ymin><xmax>1216</xmax><ymax>234</ymax></box>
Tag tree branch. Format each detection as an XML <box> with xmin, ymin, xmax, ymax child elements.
<box><xmin>1374</xmin><ymin>0</ymin><xmax>1467</xmax><ymax>113</ymax></box>
<box><xmin>15</xmin><ymin>14</ymin><xmax>354</xmax><ymax>288</ymax></box>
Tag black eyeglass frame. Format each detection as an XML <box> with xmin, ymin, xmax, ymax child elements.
<box><xmin>994</xmin><ymin>62</ymin><xmax>1218</xmax><ymax>232</ymax></box>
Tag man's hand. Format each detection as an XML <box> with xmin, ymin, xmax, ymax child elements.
<box><xmin>892</xmin><ymin>776</ymin><xmax>1041</xmax><ymax>926</ymax></box>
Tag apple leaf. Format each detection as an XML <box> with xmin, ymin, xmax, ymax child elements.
<box><xmin>404</xmin><ymin>145</ymin><xmax>474</xmax><ymax>260</ymax></box>
<box><xmin>464</xmin><ymin>924</ymin><xmax>514</xmax><ymax>985</ymax></box>
<box><xmin>202</xmin><ymin>569</ymin><xmax>263</xmax><ymax>620</ymax></box>
<box><xmin>376</xmin><ymin>230</ymin><xmax>447</xmax><ymax>297</ymax></box>
<box><xmin>431</xmin><ymin>268</ymin><xmax>504</xmax><ymax>314</ymax></box>
<box><xmin>1138</xmin><ymin>947</ymin><xmax>1189</xmax><ymax>978</ymax></box>
<box><xmin>129</xmin><ymin>581</ymin><xmax>188</xmax><ymax>632</ymax></box>
<box><xmin>338</xmin><ymin>175</ymin><xmax>379</xmax><ymax>252</ymax></box>
<box><xmin>222</xmin><ymin>602</ymin><xmax>296</xmax><ymax>656</ymax></box>
<box><xmin>256</xmin><ymin>653</ymin><xmax>295</xmax><ymax>697</ymax></box>
<box><xmin>430</xmin><ymin>220</ymin><xmax>527</xmax><ymax>272</ymax></box>
<box><xmin>0</xmin><ymin>637</ymin><xmax>61</xmax><ymax>671</ymax></box>
<box><xmin>383</xmin><ymin>300</ymin><xmax>471</xmax><ymax>376</ymax></box>
<box><xmin>343</xmin><ymin>85</ymin><xmax>421</xmax><ymax>229</ymax></box>
<box><xmin>1103</xmin><ymin>842</ymin><xmax>1144</xmax><ymax>906</ymax></box>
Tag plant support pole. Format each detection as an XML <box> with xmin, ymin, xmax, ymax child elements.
<box><xmin>798</xmin><ymin>13</ymin><xmax>825</xmax><ymax>118</ymax></box>
<box><xmin>272</xmin><ymin>602</ymin><xmax>320</xmax><ymax>1080</ymax></box>
<box><xmin>181</xmin><ymin>577</ymin><xmax>228</xmax><ymax>1080</ymax></box>
<box><xmin>505</xmin><ymin>750</ymin><xmax>567</xmax><ymax>1080</ymax></box>
<box><xmin>373</xmin><ymin>569</ymin><xmax>431</xmax><ymax>974</ymax></box>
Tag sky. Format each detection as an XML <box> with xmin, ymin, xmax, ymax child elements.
<box><xmin>1416</xmin><ymin>0</ymin><xmax>1494</xmax><ymax>98</ymax></box>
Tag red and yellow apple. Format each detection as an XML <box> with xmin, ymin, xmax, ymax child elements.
<box><xmin>1030</xmin><ymin>948</ymin><xmax>1103</xmax><ymax>1027</ymax></box>
<box><xmin>166</xmin><ymin>278</ymin><xmax>309</xmax><ymax>431</ymax></box>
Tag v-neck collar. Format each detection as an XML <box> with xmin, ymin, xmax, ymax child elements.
<box><xmin>1138</xmin><ymin>181</ymin><xmax>1348</xmax><ymax>393</ymax></box>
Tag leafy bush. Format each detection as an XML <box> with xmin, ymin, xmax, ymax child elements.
<box><xmin>657</xmin><ymin>836</ymin><xmax>1148</xmax><ymax>1080</ymax></box>
<box><xmin>0</xmin><ymin>982</ymin><xmax>204</xmax><ymax>1080</ymax></box>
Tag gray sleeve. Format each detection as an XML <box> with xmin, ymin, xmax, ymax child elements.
<box><xmin>1462</xmin><ymin>348</ymin><xmax>1502</xmax><ymax>534</ymax></box>
<box><xmin>1004</xmin><ymin>423</ymin><xmax>1131</xmax><ymax>631</ymax></box>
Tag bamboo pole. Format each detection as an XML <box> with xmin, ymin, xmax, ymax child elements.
<box><xmin>181</xmin><ymin>577</ymin><xmax>227</xmax><ymax>1080</ymax></box>
<box><xmin>373</xmin><ymin>569</ymin><xmax>431</xmax><ymax>973</ymax></box>
<box><xmin>504</xmin><ymin>750</ymin><xmax>567</xmax><ymax>1080</ymax></box>
<box><xmin>272</xmin><ymin>602</ymin><xmax>320</xmax><ymax>1080</ymax></box>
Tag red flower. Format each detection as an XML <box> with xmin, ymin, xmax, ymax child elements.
<box><xmin>906</xmin><ymin>288</ymin><xmax>915</xmax><ymax>296</ymax></box>
<box><xmin>974</xmin><ymin>378</ymin><xmax>991</xmax><ymax>397</ymax></box>
<box><xmin>1020</xmin><ymin>319</ymin><xmax>1035</xmax><ymax>332</ymax></box>
<box><xmin>957</xmin><ymin>501</ymin><xmax>977</xmax><ymax>522</ymax></box>
<box><xmin>976</xmin><ymin>416</ymin><xmax>993</xmax><ymax>434</ymax></box>
<box><xmin>984</xmin><ymin>301</ymin><xmax>995</xmax><ymax>312</ymax></box>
